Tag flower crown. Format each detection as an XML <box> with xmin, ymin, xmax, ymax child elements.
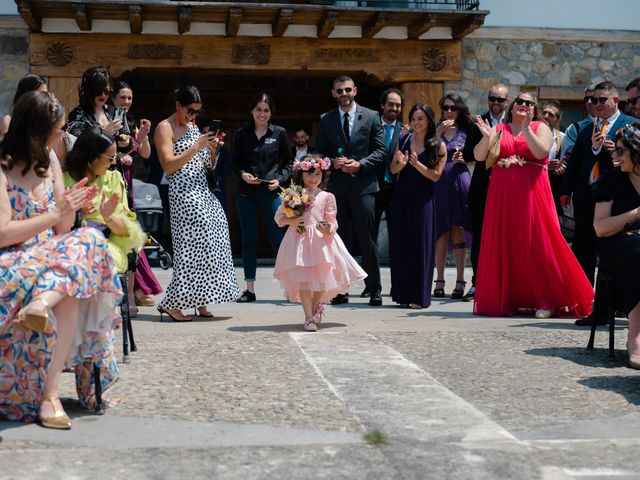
<box><xmin>616</xmin><ymin>123</ymin><xmax>640</xmax><ymax>152</ymax></box>
<box><xmin>293</xmin><ymin>156</ymin><xmax>331</xmax><ymax>172</ymax></box>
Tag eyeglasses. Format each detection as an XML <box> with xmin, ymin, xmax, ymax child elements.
<box><xmin>186</xmin><ymin>107</ymin><xmax>204</xmax><ymax>116</ymax></box>
<box><xmin>616</xmin><ymin>146</ymin><xmax>629</xmax><ymax>157</ymax></box>
<box><xmin>98</xmin><ymin>153</ymin><xmax>118</xmax><ymax>162</ymax></box>
<box><xmin>628</xmin><ymin>95</ymin><xmax>640</xmax><ymax>105</ymax></box>
<box><xmin>514</xmin><ymin>98</ymin><xmax>535</xmax><ymax>107</ymax></box>
<box><xmin>587</xmin><ymin>96</ymin><xmax>610</xmax><ymax>105</ymax></box>
<box><xmin>335</xmin><ymin>87</ymin><xmax>353</xmax><ymax>95</ymax></box>
<box><xmin>441</xmin><ymin>105</ymin><xmax>459</xmax><ymax>112</ymax></box>
<box><xmin>488</xmin><ymin>96</ymin><xmax>507</xmax><ymax>103</ymax></box>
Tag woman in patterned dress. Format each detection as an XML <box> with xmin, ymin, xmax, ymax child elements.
<box><xmin>0</xmin><ymin>91</ymin><xmax>123</xmax><ymax>428</ymax></box>
<box><xmin>154</xmin><ymin>86</ymin><xmax>240</xmax><ymax>322</ymax></box>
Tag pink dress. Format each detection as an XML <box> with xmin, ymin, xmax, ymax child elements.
<box><xmin>273</xmin><ymin>190</ymin><xmax>366</xmax><ymax>302</ymax></box>
<box><xmin>474</xmin><ymin>122</ymin><xmax>594</xmax><ymax>317</ymax></box>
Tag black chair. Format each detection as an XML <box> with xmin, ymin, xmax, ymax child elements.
<box><xmin>586</xmin><ymin>271</ymin><xmax>616</xmax><ymax>360</ymax></box>
<box><xmin>119</xmin><ymin>251</ymin><xmax>139</xmax><ymax>364</ymax></box>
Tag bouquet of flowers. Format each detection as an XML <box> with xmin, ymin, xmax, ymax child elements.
<box><xmin>278</xmin><ymin>184</ymin><xmax>312</xmax><ymax>233</ymax></box>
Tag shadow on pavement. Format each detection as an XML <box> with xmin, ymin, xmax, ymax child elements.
<box><xmin>525</xmin><ymin>346</ymin><xmax>629</xmax><ymax>369</ymax></box>
<box><xmin>228</xmin><ymin>323</ymin><xmax>346</xmax><ymax>332</ymax></box>
<box><xmin>578</xmin><ymin>375</ymin><xmax>640</xmax><ymax>405</ymax></box>
<box><xmin>132</xmin><ymin>314</ymin><xmax>233</xmax><ymax>323</ymax></box>
<box><xmin>510</xmin><ymin>320</ymin><xmax>628</xmax><ymax>331</ymax></box>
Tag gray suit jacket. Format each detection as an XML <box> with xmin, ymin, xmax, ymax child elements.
<box><xmin>315</xmin><ymin>103</ymin><xmax>386</xmax><ymax>196</ymax></box>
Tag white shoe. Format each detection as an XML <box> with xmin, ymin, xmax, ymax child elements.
<box><xmin>535</xmin><ymin>309</ymin><xmax>552</xmax><ymax>319</ymax></box>
<box><xmin>303</xmin><ymin>320</ymin><xmax>317</xmax><ymax>332</ymax></box>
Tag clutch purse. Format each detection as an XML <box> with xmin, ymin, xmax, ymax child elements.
<box><xmin>205</xmin><ymin>167</ymin><xmax>221</xmax><ymax>193</ymax></box>
<box><xmin>485</xmin><ymin>129</ymin><xmax>502</xmax><ymax>169</ymax></box>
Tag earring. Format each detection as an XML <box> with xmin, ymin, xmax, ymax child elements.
<box><xmin>175</xmin><ymin>107</ymin><xmax>180</xmax><ymax>126</ymax></box>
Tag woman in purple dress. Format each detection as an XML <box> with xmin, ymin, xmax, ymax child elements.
<box><xmin>433</xmin><ymin>93</ymin><xmax>474</xmax><ymax>299</ymax></box>
<box><xmin>389</xmin><ymin>103</ymin><xmax>446</xmax><ymax>309</ymax></box>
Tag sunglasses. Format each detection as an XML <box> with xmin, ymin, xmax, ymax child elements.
<box><xmin>514</xmin><ymin>98</ymin><xmax>535</xmax><ymax>107</ymax></box>
<box><xmin>335</xmin><ymin>87</ymin><xmax>353</xmax><ymax>95</ymax></box>
<box><xmin>100</xmin><ymin>89</ymin><xmax>112</xmax><ymax>96</ymax></box>
<box><xmin>488</xmin><ymin>96</ymin><xmax>507</xmax><ymax>103</ymax></box>
<box><xmin>616</xmin><ymin>146</ymin><xmax>629</xmax><ymax>157</ymax></box>
<box><xmin>98</xmin><ymin>153</ymin><xmax>118</xmax><ymax>162</ymax></box>
<box><xmin>587</xmin><ymin>96</ymin><xmax>610</xmax><ymax>105</ymax></box>
<box><xmin>441</xmin><ymin>105</ymin><xmax>459</xmax><ymax>112</ymax></box>
<box><xmin>186</xmin><ymin>107</ymin><xmax>204</xmax><ymax>116</ymax></box>
<box><xmin>627</xmin><ymin>95</ymin><xmax>640</xmax><ymax>105</ymax></box>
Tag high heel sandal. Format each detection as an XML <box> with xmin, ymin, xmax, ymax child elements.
<box><xmin>451</xmin><ymin>280</ymin><xmax>467</xmax><ymax>299</ymax></box>
<box><xmin>39</xmin><ymin>397</ymin><xmax>71</xmax><ymax>430</ymax></box>
<box><xmin>433</xmin><ymin>280</ymin><xmax>445</xmax><ymax>298</ymax></box>
<box><xmin>13</xmin><ymin>297</ymin><xmax>49</xmax><ymax>333</ymax></box>
<box><xmin>134</xmin><ymin>293</ymin><xmax>155</xmax><ymax>307</ymax></box>
<box><xmin>158</xmin><ymin>306</ymin><xmax>192</xmax><ymax>322</ymax></box>
<box><xmin>194</xmin><ymin>307</ymin><xmax>214</xmax><ymax>318</ymax></box>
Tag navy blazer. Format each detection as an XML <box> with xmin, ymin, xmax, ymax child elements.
<box><xmin>561</xmin><ymin>112</ymin><xmax>638</xmax><ymax>207</ymax></box>
<box><xmin>315</xmin><ymin>103</ymin><xmax>386</xmax><ymax>196</ymax></box>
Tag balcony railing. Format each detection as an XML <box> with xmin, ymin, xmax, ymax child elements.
<box><xmin>334</xmin><ymin>1</ymin><xmax>479</xmax><ymax>9</ymax></box>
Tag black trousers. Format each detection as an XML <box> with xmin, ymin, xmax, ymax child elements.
<box><xmin>572</xmin><ymin>200</ymin><xmax>598</xmax><ymax>286</ymax></box>
<box><xmin>374</xmin><ymin>184</ymin><xmax>394</xmax><ymax>242</ymax></box>
<box><xmin>468</xmin><ymin>175</ymin><xmax>489</xmax><ymax>288</ymax></box>
<box><xmin>335</xmin><ymin>191</ymin><xmax>381</xmax><ymax>292</ymax></box>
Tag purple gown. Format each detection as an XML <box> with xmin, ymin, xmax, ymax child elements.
<box><xmin>433</xmin><ymin>128</ymin><xmax>472</xmax><ymax>244</ymax></box>
<box><xmin>389</xmin><ymin>133</ymin><xmax>436</xmax><ymax>308</ymax></box>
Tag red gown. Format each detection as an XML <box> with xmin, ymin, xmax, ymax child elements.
<box><xmin>474</xmin><ymin>121</ymin><xmax>594</xmax><ymax>316</ymax></box>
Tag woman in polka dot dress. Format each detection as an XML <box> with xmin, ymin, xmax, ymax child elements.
<box><xmin>154</xmin><ymin>86</ymin><xmax>240</xmax><ymax>321</ymax></box>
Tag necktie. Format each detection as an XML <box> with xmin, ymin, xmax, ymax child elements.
<box><xmin>591</xmin><ymin>119</ymin><xmax>609</xmax><ymax>182</ymax></box>
<box><xmin>384</xmin><ymin>124</ymin><xmax>394</xmax><ymax>184</ymax></box>
<box><xmin>343</xmin><ymin>113</ymin><xmax>350</xmax><ymax>143</ymax></box>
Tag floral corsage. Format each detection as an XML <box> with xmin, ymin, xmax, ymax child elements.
<box><xmin>497</xmin><ymin>155</ymin><xmax>526</xmax><ymax>168</ymax></box>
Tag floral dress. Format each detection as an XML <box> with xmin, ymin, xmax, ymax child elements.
<box><xmin>0</xmin><ymin>175</ymin><xmax>123</xmax><ymax>422</ymax></box>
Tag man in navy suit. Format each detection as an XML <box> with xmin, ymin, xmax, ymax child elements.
<box><xmin>561</xmin><ymin>81</ymin><xmax>638</xmax><ymax>325</ymax></box>
<box><xmin>315</xmin><ymin>75</ymin><xmax>386</xmax><ymax>306</ymax></box>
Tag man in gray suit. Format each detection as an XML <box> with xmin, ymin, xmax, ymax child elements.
<box><xmin>315</xmin><ymin>75</ymin><xmax>387</xmax><ymax>306</ymax></box>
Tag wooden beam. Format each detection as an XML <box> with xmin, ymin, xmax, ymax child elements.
<box><xmin>407</xmin><ymin>14</ymin><xmax>436</xmax><ymax>40</ymax></box>
<box><xmin>128</xmin><ymin>5</ymin><xmax>142</xmax><ymax>35</ymax></box>
<box><xmin>72</xmin><ymin>3</ymin><xmax>91</xmax><ymax>31</ymax></box>
<box><xmin>317</xmin><ymin>10</ymin><xmax>339</xmax><ymax>39</ymax></box>
<box><xmin>451</xmin><ymin>16</ymin><xmax>484</xmax><ymax>39</ymax></box>
<box><xmin>362</xmin><ymin>12</ymin><xmax>388</xmax><ymax>39</ymax></box>
<box><xmin>226</xmin><ymin>8</ymin><xmax>242</xmax><ymax>37</ymax></box>
<box><xmin>16</xmin><ymin>0</ymin><xmax>41</xmax><ymax>32</ymax></box>
<box><xmin>272</xmin><ymin>8</ymin><xmax>293</xmax><ymax>37</ymax></box>
<box><xmin>178</xmin><ymin>6</ymin><xmax>191</xmax><ymax>35</ymax></box>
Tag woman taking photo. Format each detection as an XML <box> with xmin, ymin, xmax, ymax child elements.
<box><xmin>0</xmin><ymin>91</ymin><xmax>122</xmax><ymax>428</ymax></box>
<box><xmin>593</xmin><ymin>123</ymin><xmax>640</xmax><ymax>369</ymax></box>
<box><xmin>389</xmin><ymin>103</ymin><xmax>446</xmax><ymax>309</ymax></box>
<box><xmin>473</xmin><ymin>92</ymin><xmax>593</xmax><ymax>318</ymax></box>
<box><xmin>154</xmin><ymin>86</ymin><xmax>240</xmax><ymax>321</ymax></box>
<box><xmin>433</xmin><ymin>93</ymin><xmax>474</xmax><ymax>299</ymax></box>
<box><xmin>232</xmin><ymin>93</ymin><xmax>294</xmax><ymax>302</ymax></box>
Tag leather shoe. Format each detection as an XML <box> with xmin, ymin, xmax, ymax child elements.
<box><xmin>360</xmin><ymin>288</ymin><xmax>372</xmax><ymax>298</ymax></box>
<box><xmin>369</xmin><ymin>290</ymin><xmax>383</xmax><ymax>306</ymax></box>
<box><xmin>575</xmin><ymin>313</ymin><xmax>608</xmax><ymax>326</ymax></box>
<box><xmin>330</xmin><ymin>293</ymin><xmax>349</xmax><ymax>305</ymax></box>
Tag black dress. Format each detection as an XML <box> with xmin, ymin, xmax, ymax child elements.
<box><xmin>592</xmin><ymin>168</ymin><xmax>640</xmax><ymax>315</ymax></box>
<box><xmin>389</xmin><ymin>133</ymin><xmax>437</xmax><ymax>308</ymax></box>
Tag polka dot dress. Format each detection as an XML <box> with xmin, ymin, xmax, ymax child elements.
<box><xmin>159</xmin><ymin>126</ymin><xmax>241</xmax><ymax>310</ymax></box>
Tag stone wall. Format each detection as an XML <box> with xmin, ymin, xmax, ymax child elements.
<box><xmin>445</xmin><ymin>37</ymin><xmax>640</xmax><ymax>115</ymax></box>
<box><xmin>0</xmin><ymin>21</ymin><xmax>29</xmax><ymax>117</ymax></box>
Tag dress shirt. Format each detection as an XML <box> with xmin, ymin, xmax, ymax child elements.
<box><xmin>488</xmin><ymin>112</ymin><xmax>506</xmax><ymax>127</ymax></box>
<box><xmin>591</xmin><ymin>110</ymin><xmax>621</xmax><ymax>155</ymax></box>
<box><xmin>340</xmin><ymin>102</ymin><xmax>358</xmax><ymax>139</ymax></box>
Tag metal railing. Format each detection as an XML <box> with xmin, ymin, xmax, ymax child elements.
<box><xmin>334</xmin><ymin>1</ymin><xmax>479</xmax><ymax>9</ymax></box>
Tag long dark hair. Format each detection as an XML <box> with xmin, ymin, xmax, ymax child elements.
<box><xmin>64</xmin><ymin>126</ymin><xmax>115</xmax><ymax>181</ymax></box>
<box><xmin>405</xmin><ymin>103</ymin><xmax>439</xmax><ymax>167</ymax></box>
<box><xmin>248</xmin><ymin>92</ymin><xmax>275</xmax><ymax>128</ymax></box>
<box><xmin>0</xmin><ymin>91</ymin><xmax>63</xmax><ymax>177</ymax></box>
<box><xmin>438</xmin><ymin>93</ymin><xmax>473</xmax><ymax>131</ymax></box>
<box><xmin>78</xmin><ymin>66</ymin><xmax>112</xmax><ymax>112</ymax></box>
<box><xmin>615</xmin><ymin>122</ymin><xmax>640</xmax><ymax>176</ymax></box>
<box><xmin>12</xmin><ymin>74</ymin><xmax>47</xmax><ymax>106</ymax></box>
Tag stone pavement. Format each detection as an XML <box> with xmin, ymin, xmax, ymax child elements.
<box><xmin>1</xmin><ymin>266</ymin><xmax>639</xmax><ymax>480</ymax></box>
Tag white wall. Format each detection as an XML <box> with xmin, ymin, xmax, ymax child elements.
<box><xmin>480</xmin><ymin>0</ymin><xmax>640</xmax><ymax>31</ymax></box>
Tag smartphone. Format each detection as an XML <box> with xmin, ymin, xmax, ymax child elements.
<box><xmin>209</xmin><ymin>119</ymin><xmax>222</xmax><ymax>136</ymax></box>
<box><xmin>113</xmin><ymin>107</ymin><xmax>126</xmax><ymax>122</ymax></box>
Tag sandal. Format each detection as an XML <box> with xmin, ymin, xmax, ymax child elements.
<box><xmin>433</xmin><ymin>280</ymin><xmax>445</xmax><ymax>298</ymax></box>
<box><xmin>13</xmin><ymin>297</ymin><xmax>49</xmax><ymax>333</ymax></box>
<box><xmin>134</xmin><ymin>293</ymin><xmax>155</xmax><ymax>307</ymax></box>
<box><xmin>451</xmin><ymin>280</ymin><xmax>466</xmax><ymax>299</ymax></box>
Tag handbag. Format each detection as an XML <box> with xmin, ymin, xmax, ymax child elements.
<box><xmin>485</xmin><ymin>129</ymin><xmax>502</xmax><ymax>169</ymax></box>
<box><xmin>205</xmin><ymin>167</ymin><xmax>221</xmax><ymax>193</ymax></box>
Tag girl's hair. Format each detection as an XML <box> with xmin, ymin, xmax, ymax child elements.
<box><xmin>615</xmin><ymin>122</ymin><xmax>640</xmax><ymax>175</ymax></box>
<box><xmin>248</xmin><ymin>92</ymin><xmax>275</xmax><ymax>127</ymax></box>
<box><xmin>12</xmin><ymin>74</ymin><xmax>47</xmax><ymax>106</ymax></box>
<box><xmin>174</xmin><ymin>85</ymin><xmax>201</xmax><ymax>106</ymax></box>
<box><xmin>438</xmin><ymin>93</ymin><xmax>473</xmax><ymax>131</ymax></box>
<box><xmin>292</xmin><ymin>154</ymin><xmax>330</xmax><ymax>189</ymax></box>
<box><xmin>114</xmin><ymin>81</ymin><xmax>132</xmax><ymax>95</ymax></box>
<box><xmin>505</xmin><ymin>93</ymin><xmax>543</xmax><ymax>124</ymax></box>
<box><xmin>64</xmin><ymin>126</ymin><xmax>115</xmax><ymax>181</ymax></box>
<box><xmin>0</xmin><ymin>91</ymin><xmax>64</xmax><ymax>177</ymax></box>
<box><xmin>78</xmin><ymin>66</ymin><xmax>112</xmax><ymax>112</ymax></box>
<box><xmin>408</xmin><ymin>103</ymin><xmax>438</xmax><ymax>147</ymax></box>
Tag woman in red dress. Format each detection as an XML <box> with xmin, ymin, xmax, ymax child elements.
<box><xmin>473</xmin><ymin>92</ymin><xmax>594</xmax><ymax>318</ymax></box>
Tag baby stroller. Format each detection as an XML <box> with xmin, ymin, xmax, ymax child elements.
<box><xmin>132</xmin><ymin>179</ymin><xmax>172</xmax><ymax>270</ymax></box>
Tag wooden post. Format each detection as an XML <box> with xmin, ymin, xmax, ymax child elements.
<box><xmin>400</xmin><ymin>82</ymin><xmax>444</xmax><ymax>123</ymax></box>
<box><xmin>47</xmin><ymin>77</ymin><xmax>80</xmax><ymax>115</ymax></box>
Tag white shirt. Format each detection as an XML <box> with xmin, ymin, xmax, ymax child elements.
<box><xmin>294</xmin><ymin>147</ymin><xmax>308</xmax><ymax>160</ymax></box>
<box><xmin>488</xmin><ymin>112</ymin><xmax>506</xmax><ymax>127</ymax></box>
<box><xmin>591</xmin><ymin>110</ymin><xmax>621</xmax><ymax>155</ymax></box>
